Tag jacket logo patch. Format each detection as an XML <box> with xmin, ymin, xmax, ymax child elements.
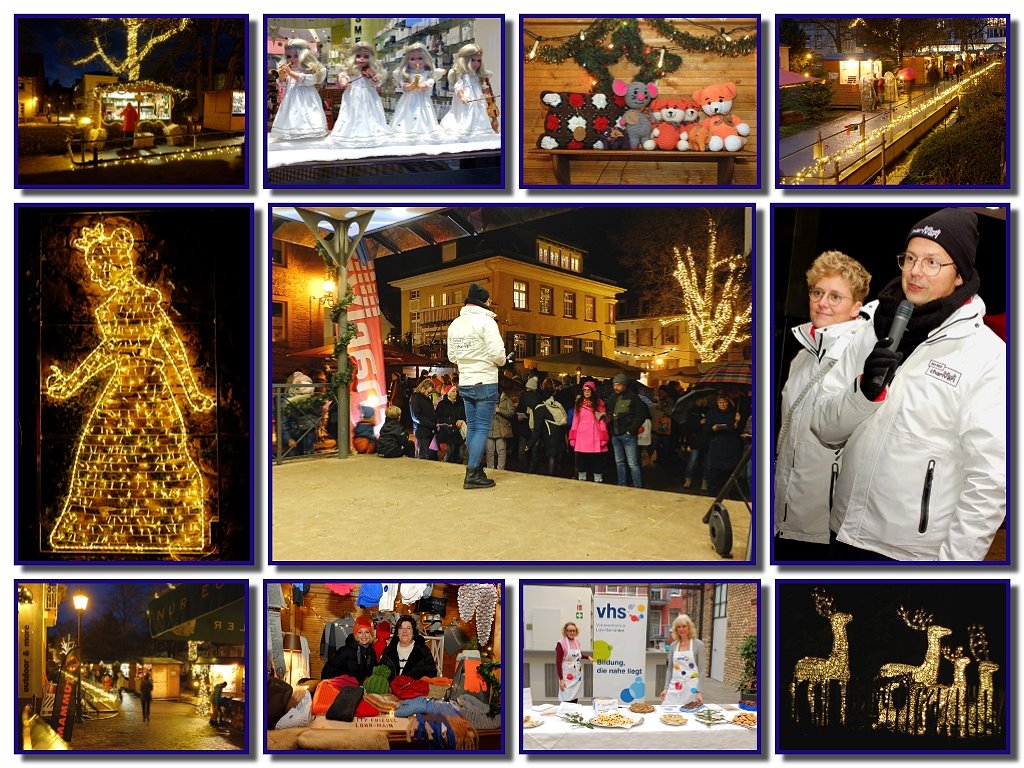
<box><xmin>926</xmin><ymin>360</ymin><xmax>961</xmax><ymax>387</ymax></box>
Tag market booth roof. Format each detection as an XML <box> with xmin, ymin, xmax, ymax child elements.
<box><xmin>148</xmin><ymin>583</ymin><xmax>245</xmax><ymax>644</ymax></box>
<box><xmin>779</xmin><ymin>69</ymin><xmax>825</xmax><ymax>87</ymax></box>
<box><xmin>271</xmin><ymin>207</ymin><xmax>575</xmax><ymax>260</ymax></box>
<box><xmin>525</xmin><ymin>350</ymin><xmax>642</xmax><ymax>378</ymax></box>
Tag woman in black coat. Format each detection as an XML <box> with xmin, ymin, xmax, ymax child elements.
<box><xmin>434</xmin><ymin>385</ymin><xmax>467</xmax><ymax>463</ymax></box>
<box><xmin>320</xmin><ymin>617</ymin><xmax>378</xmax><ymax>682</ymax></box>
<box><xmin>409</xmin><ymin>379</ymin><xmax>438</xmax><ymax>460</ymax></box>
<box><xmin>381</xmin><ymin>615</ymin><xmax>437</xmax><ymax>680</ymax></box>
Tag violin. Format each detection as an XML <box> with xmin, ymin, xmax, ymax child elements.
<box><xmin>482</xmin><ymin>76</ymin><xmax>500</xmax><ymax>133</ymax></box>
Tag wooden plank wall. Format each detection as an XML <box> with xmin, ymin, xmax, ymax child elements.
<box><xmin>521</xmin><ymin>17</ymin><xmax>759</xmax><ymax>186</ymax></box>
<box><xmin>279</xmin><ymin>582</ymin><xmax>502</xmax><ymax>680</ymax></box>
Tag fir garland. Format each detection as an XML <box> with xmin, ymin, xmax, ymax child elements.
<box><xmin>525</xmin><ymin>18</ymin><xmax>756</xmax><ymax>94</ymax></box>
<box><xmin>316</xmin><ymin>242</ymin><xmax>358</xmax><ymax>388</ymax></box>
<box><xmin>478</xmin><ymin>659</ymin><xmax>502</xmax><ymax>719</ymax></box>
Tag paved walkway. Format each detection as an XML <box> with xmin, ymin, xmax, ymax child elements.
<box><xmin>68</xmin><ymin>694</ymin><xmax>244</xmax><ymax>752</ymax></box>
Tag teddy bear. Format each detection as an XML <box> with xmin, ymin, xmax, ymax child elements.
<box><xmin>611</xmin><ymin>79</ymin><xmax>658</xmax><ymax>149</ymax></box>
<box><xmin>643</xmin><ymin>96</ymin><xmax>693</xmax><ymax>151</ymax></box>
<box><xmin>689</xmin><ymin>82</ymin><xmax>750</xmax><ymax>152</ymax></box>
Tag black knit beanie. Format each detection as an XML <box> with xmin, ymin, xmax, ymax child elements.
<box><xmin>465</xmin><ymin>282</ymin><xmax>490</xmax><ymax>308</ymax></box>
<box><xmin>905</xmin><ymin>208</ymin><xmax>978</xmax><ymax>280</ymax></box>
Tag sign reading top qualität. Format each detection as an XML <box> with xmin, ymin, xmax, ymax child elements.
<box><xmin>591</xmin><ymin>594</ymin><xmax>648</xmax><ymax>703</ymax></box>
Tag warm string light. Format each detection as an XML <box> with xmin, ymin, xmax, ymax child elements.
<box><xmin>616</xmin><ymin>347</ymin><xmax>679</xmax><ymax>358</ymax></box>
<box><xmin>45</xmin><ymin>223</ymin><xmax>216</xmax><ymax>555</ymax></box>
<box><xmin>783</xmin><ymin>62</ymin><xmax>1000</xmax><ymax>185</ymax></box>
<box><xmin>790</xmin><ymin>588</ymin><xmax>852</xmax><ymax>726</ymax></box>
<box><xmin>73</xmin><ymin>18</ymin><xmax>191</xmax><ymax>81</ymax></box>
<box><xmin>968</xmin><ymin>625</ymin><xmax>999</xmax><ymax>736</ymax></box>
<box><xmin>70</xmin><ymin>145</ymin><xmax>242</xmax><ymax>171</ymax></box>
<box><xmin>876</xmin><ymin>606</ymin><xmax>950</xmax><ymax>732</ymax></box>
<box><xmin>672</xmin><ymin>217</ymin><xmax>751</xmax><ymax>363</ymax></box>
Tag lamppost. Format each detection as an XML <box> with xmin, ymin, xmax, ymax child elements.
<box><xmin>72</xmin><ymin>591</ymin><xmax>89</xmax><ymax>723</ymax></box>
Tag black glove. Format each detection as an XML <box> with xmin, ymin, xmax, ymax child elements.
<box><xmin>860</xmin><ymin>338</ymin><xmax>902</xmax><ymax>401</ymax></box>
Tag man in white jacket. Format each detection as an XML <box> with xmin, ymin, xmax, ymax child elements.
<box><xmin>811</xmin><ymin>208</ymin><xmax>1005</xmax><ymax>560</ymax></box>
<box><xmin>447</xmin><ymin>283</ymin><xmax>509</xmax><ymax>489</ymax></box>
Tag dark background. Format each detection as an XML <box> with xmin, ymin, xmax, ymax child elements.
<box><xmin>16</xmin><ymin>206</ymin><xmax>253</xmax><ymax>562</ymax></box>
<box><xmin>776</xmin><ymin>580</ymin><xmax>1008</xmax><ymax>751</ymax></box>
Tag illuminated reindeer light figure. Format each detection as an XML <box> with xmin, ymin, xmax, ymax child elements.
<box><xmin>967</xmin><ymin>625</ymin><xmax>999</xmax><ymax>736</ymax></box>
<box><xmin>875</xmin><ymin>606</ymin><xmax>951</xmax><ymax>732</ymax></box>
<box><xmin>790</xmin><ymin>588</ymin><xmax>853</xmax><ymax>726</ymax></box>
<box><xmin>933</xmin><ymin>645</ymin><xmax>971</xmax><ymax>737</ymax></box>
<box><xmin>45</xmin><ymin>223</ymin><xmax>215</xmax><ymax>555</ymax></box>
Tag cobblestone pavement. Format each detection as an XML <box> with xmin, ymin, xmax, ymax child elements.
<box><xmin>68</xmin><ymin>693</ymin><xmax>245</xmax><ymax>752</ymax></box>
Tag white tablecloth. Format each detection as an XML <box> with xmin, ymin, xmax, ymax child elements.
<box><xmin>521</xmin><ymin>703</ymin><xmax>758</xmax><ymax>752</ymax></box>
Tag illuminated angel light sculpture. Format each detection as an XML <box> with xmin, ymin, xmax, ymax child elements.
<box><xmin>45</xmin><ymin>223</ymin><xmax>215</xmax><ymax>555</ymax></box>
<box><xmin>790</xmin><ymin>587</ymin><xmax>852</xmax><ymax>726</ymax></box>
<box><xmin>875</xmin><ymin>606</ymin><xmax>951</xmax><ymax>732</ymax></box>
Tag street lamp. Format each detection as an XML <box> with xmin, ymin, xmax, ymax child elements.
<box><xmin>72</xmin><ymin>591</ymin><xmax>89</xmax><ymax>723</ymax></box>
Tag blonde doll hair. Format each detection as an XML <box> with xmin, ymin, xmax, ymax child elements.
<box><xmin>448</xmin><ymin>43</ymin><xmax>491</xmax><ymax>87</ymax></box>
<box><xmin>394</xmin><ymin>42</ymin><xmax>437</xmax><ymax>85</ymax></box>
<box><xmin>343</xmin><ymin>42</ymin><xmax>385</xmax><ymax>79</ymax></box>
<box><xmin>282</xmin><ymin>38</ymin><xmax>325</xmax><ymax>82</ymax></box>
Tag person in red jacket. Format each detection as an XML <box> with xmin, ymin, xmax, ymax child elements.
<box><xmin>121</xmin><ymin>101</ymin><xmax>140</xmax><ymax>138</ymax></box>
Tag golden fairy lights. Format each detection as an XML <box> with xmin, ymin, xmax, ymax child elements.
<box><xmin>45</xmin><ymin>223</ymin><xmax>215</xmax><ymax>555</ymax></box>
<box><xmin>790</xmin><ymin>588</ymin><xmax>852</xmax><ymax>726</ymax></box>
<box><xmin>783</xmin><ymin>62</ymin><xmax>1000</xmax><ymax>185</ymax></box>
<box><xmin>73</xmin><ymin>18</ymin><xmax>191</xmax><ymax>81</ymax></box>
<box><xmin>672</xmin><ymin>216</ymin><xmax>751</xmax><ymax>363</ymax></box>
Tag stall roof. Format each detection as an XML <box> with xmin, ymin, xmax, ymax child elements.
<box><xmin>271</xmin><ymin>207</ymin><xmax>576</xmax><ymax>260</ymax></box>
<box><xmin>148</xmin><ymin>583</ymin><xmax>245</xmax><ymax>645</ymax></box>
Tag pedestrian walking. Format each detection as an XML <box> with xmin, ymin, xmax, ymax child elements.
<box><xmin>139</xmin><ymin>672</ymin><xmax>153</xmax><ymax>723</ymax></box>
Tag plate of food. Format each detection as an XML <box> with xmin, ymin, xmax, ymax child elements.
<box><xmin>522</xmin><ymin>714</ymin><xmax>544</xmax><ymax>729</ymax></box>
<box><xmin>692</xmin><ymin>708</ymin><xmax>729</xmax><ymax>727</ymax></box>
<box><xmin>679</xmin><ymin>701</ymin><xmax>705</xmax><ymax>712</ymax></box>
<box><xmin>628</xmin><ymin>702</ymin><xmax>656</xmax><ymax>714</ymax></box>
<box><xmin>729</xmin><ymin>712</ymin><xmax>758</xmax><ymax>730</ymax></box>
<box><xmin>589</xmin><ymin>712</ymin><xmax>644</xmax><ymax>729</ymax></box>
<box><xmin>660</xmin><ymin>713</ymin><xmax>688</xmax><ymax>726</ymax></box>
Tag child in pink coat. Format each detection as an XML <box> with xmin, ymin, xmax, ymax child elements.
<box><xmin>568</xmin><ymin>378</ymin><xmax>609</xmax><ymax>482</ymax></box>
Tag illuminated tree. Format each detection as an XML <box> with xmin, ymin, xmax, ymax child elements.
<box><xmin>672</xmin><ymin>214</ymin><xmax>751</xmax><ymax>363</ymax></box>
<box><xmin>72</xmin><ymin>18</ymin><xmax>191</xmax><ymax>81</ymax></box>
<box><xmin>45</xmin><ymin>223</ymin><xmax>215</xmax><ymax>555</ymax></box>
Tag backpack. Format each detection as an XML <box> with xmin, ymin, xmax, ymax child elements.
<box><xmin>544</xmin><ymin>397</ymin><xmax>567</xmax><ymax>427</ymax></box>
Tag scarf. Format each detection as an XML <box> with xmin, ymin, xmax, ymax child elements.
<box><xmin>872</xmin><ymin>274</ymin><xmax>980</xmax><ymax>359</ymax></box>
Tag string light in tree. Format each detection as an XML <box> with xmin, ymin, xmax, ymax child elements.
<box><xmin>73</xmin><ymin>18</ymin><xmax>191</xmax><ymax>81</ymax></box>
<box><xmin>45</xmin><ymin>223</ymin><xmax>216</xmax><ymax>556</ymax></box>
<box><xmin>672</xmin><ymin>216</ymin><xmax>751</xmax><ymax>363</ymax></box>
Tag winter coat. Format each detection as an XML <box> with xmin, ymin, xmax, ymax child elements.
<box><xmin>321</xmin><ymin>634</ymin><xmax>379</xmax><ymax>683</ymax></box>
<box><xmin>377</xmin><ymin>418</ymin><xmax>410</xmax><ymax>458</ymax></box>
<box><xmin>704</xmin><ymin>406</ymin><xmax>742</xmax><ymax>472</ymax></box>
<box><xmin>435</xmin><ymin>395</ymin><xmax>467</xmax><ymax>445</ymax></box>
<box><xmin>410</xmin><ymin>391</ymin><xmax>437</xmax><ymax>431</ymax></box>
<box><xmin>812</xmin><ymin>297</ymin><xmax>1005</xmax><ymax>560</ymax></box>
<box><xmin>381</xmin><ymin>639</ymin><xmax>437</xmax><ymax>681</ymax></box>
<box><xmin>605</xmin><ymin>389</ymin><xmax>648</xmax><ymax>437</ymax></box>
<box><xmin>568</xmin><ymin>397</ymin><xmax>608</xmax><ymax>454</ymax></box>
<box><xmin>488</xmin><ymin>392</ymin><xmax>515</xmax><ymax>439</ymax></box>
<box><xmin>530</xmin><ymin>398</ymin><xmax>568</xmax><ymax>458</ymax></box>
<box><xmin>774</xmin><ymin>309</ymin><xmax>874</xmax><ymax>545</ymax></box>
<box><xmin>446</xmin><ymin>304</ymin><xmax>507</xmax><ymax>385</ymax></box>
<box><xmin>515</xmin><ymin>388</ymin><xmax>543</xmax><ymax>438</ymax></box>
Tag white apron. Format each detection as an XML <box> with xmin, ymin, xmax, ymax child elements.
<box><xmin>663</xmin><ymin>640</ymin><xmax>699</xmax><ymax>706</ymax></box>
<box><xmin>558</xmin><ymin>640</ymin><xmax>584</xmax><ymax>702</ymax></box>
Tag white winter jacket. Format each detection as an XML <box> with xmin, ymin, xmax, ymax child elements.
<box><xmin>774</xmin><ymin>307</ymin><xmax>875</xmax><ymax>545</ymax></box>
<box><xmin>446</xmin><ymin>304</ymin><xmax>508</xmax><ymax>385</ymax></box>
<box><xmin>811</xmin><ymin>296</ymin><xmax>1005</xmax><ymax>560</ymax></box>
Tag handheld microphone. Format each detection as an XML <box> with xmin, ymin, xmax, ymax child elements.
<box><xmin>865</xmin><ymin>299</ymin><xmax>914</xmax><ymax>395</ymax></box>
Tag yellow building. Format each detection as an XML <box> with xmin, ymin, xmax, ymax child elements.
<box><xmin>390</xmin><ymin>236</ymin><xmax>622</xmax><ymax>365</ymax></box>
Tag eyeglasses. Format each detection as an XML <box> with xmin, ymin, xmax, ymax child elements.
<box><xmin>897</xmin><ymin>252</ymin><xmax>956</xmax><ymax>276</ymax></box>
<box><xmin>808</xmin><ymin>287</ymin><xmax>852</xmax><ymax>307</ymax></box>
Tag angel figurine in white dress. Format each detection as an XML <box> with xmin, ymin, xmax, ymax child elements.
<box><xmin>440</xmin><ymin>43</ymin><xmax>498</xmax><ymax>139</ymax></box>
<box><xmin>389</xmin><ymin>43</ymin><xmax>446</xmax><ymax>144</ymax></box>
<box><xmin>269</xmin><ymin>38</ymin><xmax>328</xmax><ymax>140</ymax></box>
<box><xmin>330</xmin><ymin>43</ymin><xmax>394</xmax><ymax>148</ymax></box>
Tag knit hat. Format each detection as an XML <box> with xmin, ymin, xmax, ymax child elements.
<box><xmin>465</xmin><ymin>282</ymin><xmax>490</xmax><ymax>308</ymax></box>
<box><xmin>354</xmin><ymin>616</ymin><xmax>373</xmax><ymax>634</ymax></box>
<box><xmin>525</xmin><ymin>376</ymin><xmax>538</xmax><ymax>390</ymax></box>
<box><xmin>580</xmin><ymin>377</ymin><xmax>597</xmax><ymax>392</ymax></box>
<box><xmin>612</xmin><ymin>373</ymin><xmax>629</xmax><ymax>386</ymax></box>
<box><xmin>905</xmin><ymin>208</ymin><xmax>978</xmax><ymax>280</ymax></box>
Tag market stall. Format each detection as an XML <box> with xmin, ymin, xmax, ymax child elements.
<box><xmin>522</xmin><ymin>702</ymin><xmax>757</xmax><ymax>751</ymax></box>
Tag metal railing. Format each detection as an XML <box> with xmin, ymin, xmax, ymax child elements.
<box><xmin>66</xmin><ymin>129</ymin><xmax>245</xmax><ymax>167</ymax></box>
<box><xmin>271</xmin><ymin>382</ymin><xmax>339</xmax><ymax>465</ymax></box>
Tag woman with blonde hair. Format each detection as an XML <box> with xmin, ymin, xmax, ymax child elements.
<box><xmin>440</xmin><ymin>43</ymin><xmax>497</xmax><ymax>138</ymax></box>
<box><xmin>774</xmin><ymin>250</ymin><xmax>873</xmax><ymax>561</ymax></box>
<box><xmin>270</xmin><ymin>38</ymin><xmax>328</xmax><ymax>139</ymax></box>
<box><xmin>555</xmin><ymin>621</ymin><xmax>591</xmax><ymax>703</ymax></box>
<box><xmin>660</xmin><ymin>614</ymin><xmax>705</xmax><ymax>706</ymax></box>
<box><xmin>331</xmin><ymin>42</ymin><xmax>393</xmax><ymax>145</ymax></box>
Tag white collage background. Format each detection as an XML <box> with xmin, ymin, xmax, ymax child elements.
<box><xmin>3</xmin><ymin>2</ymin><xmax>1019</xmax><ymax>766</ymax></box>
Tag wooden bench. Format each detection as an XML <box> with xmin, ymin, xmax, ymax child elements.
<box><xmin>526</xmin><ymin>149</ymin><xmax>756</xmax><ymax>186</ymax></box>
